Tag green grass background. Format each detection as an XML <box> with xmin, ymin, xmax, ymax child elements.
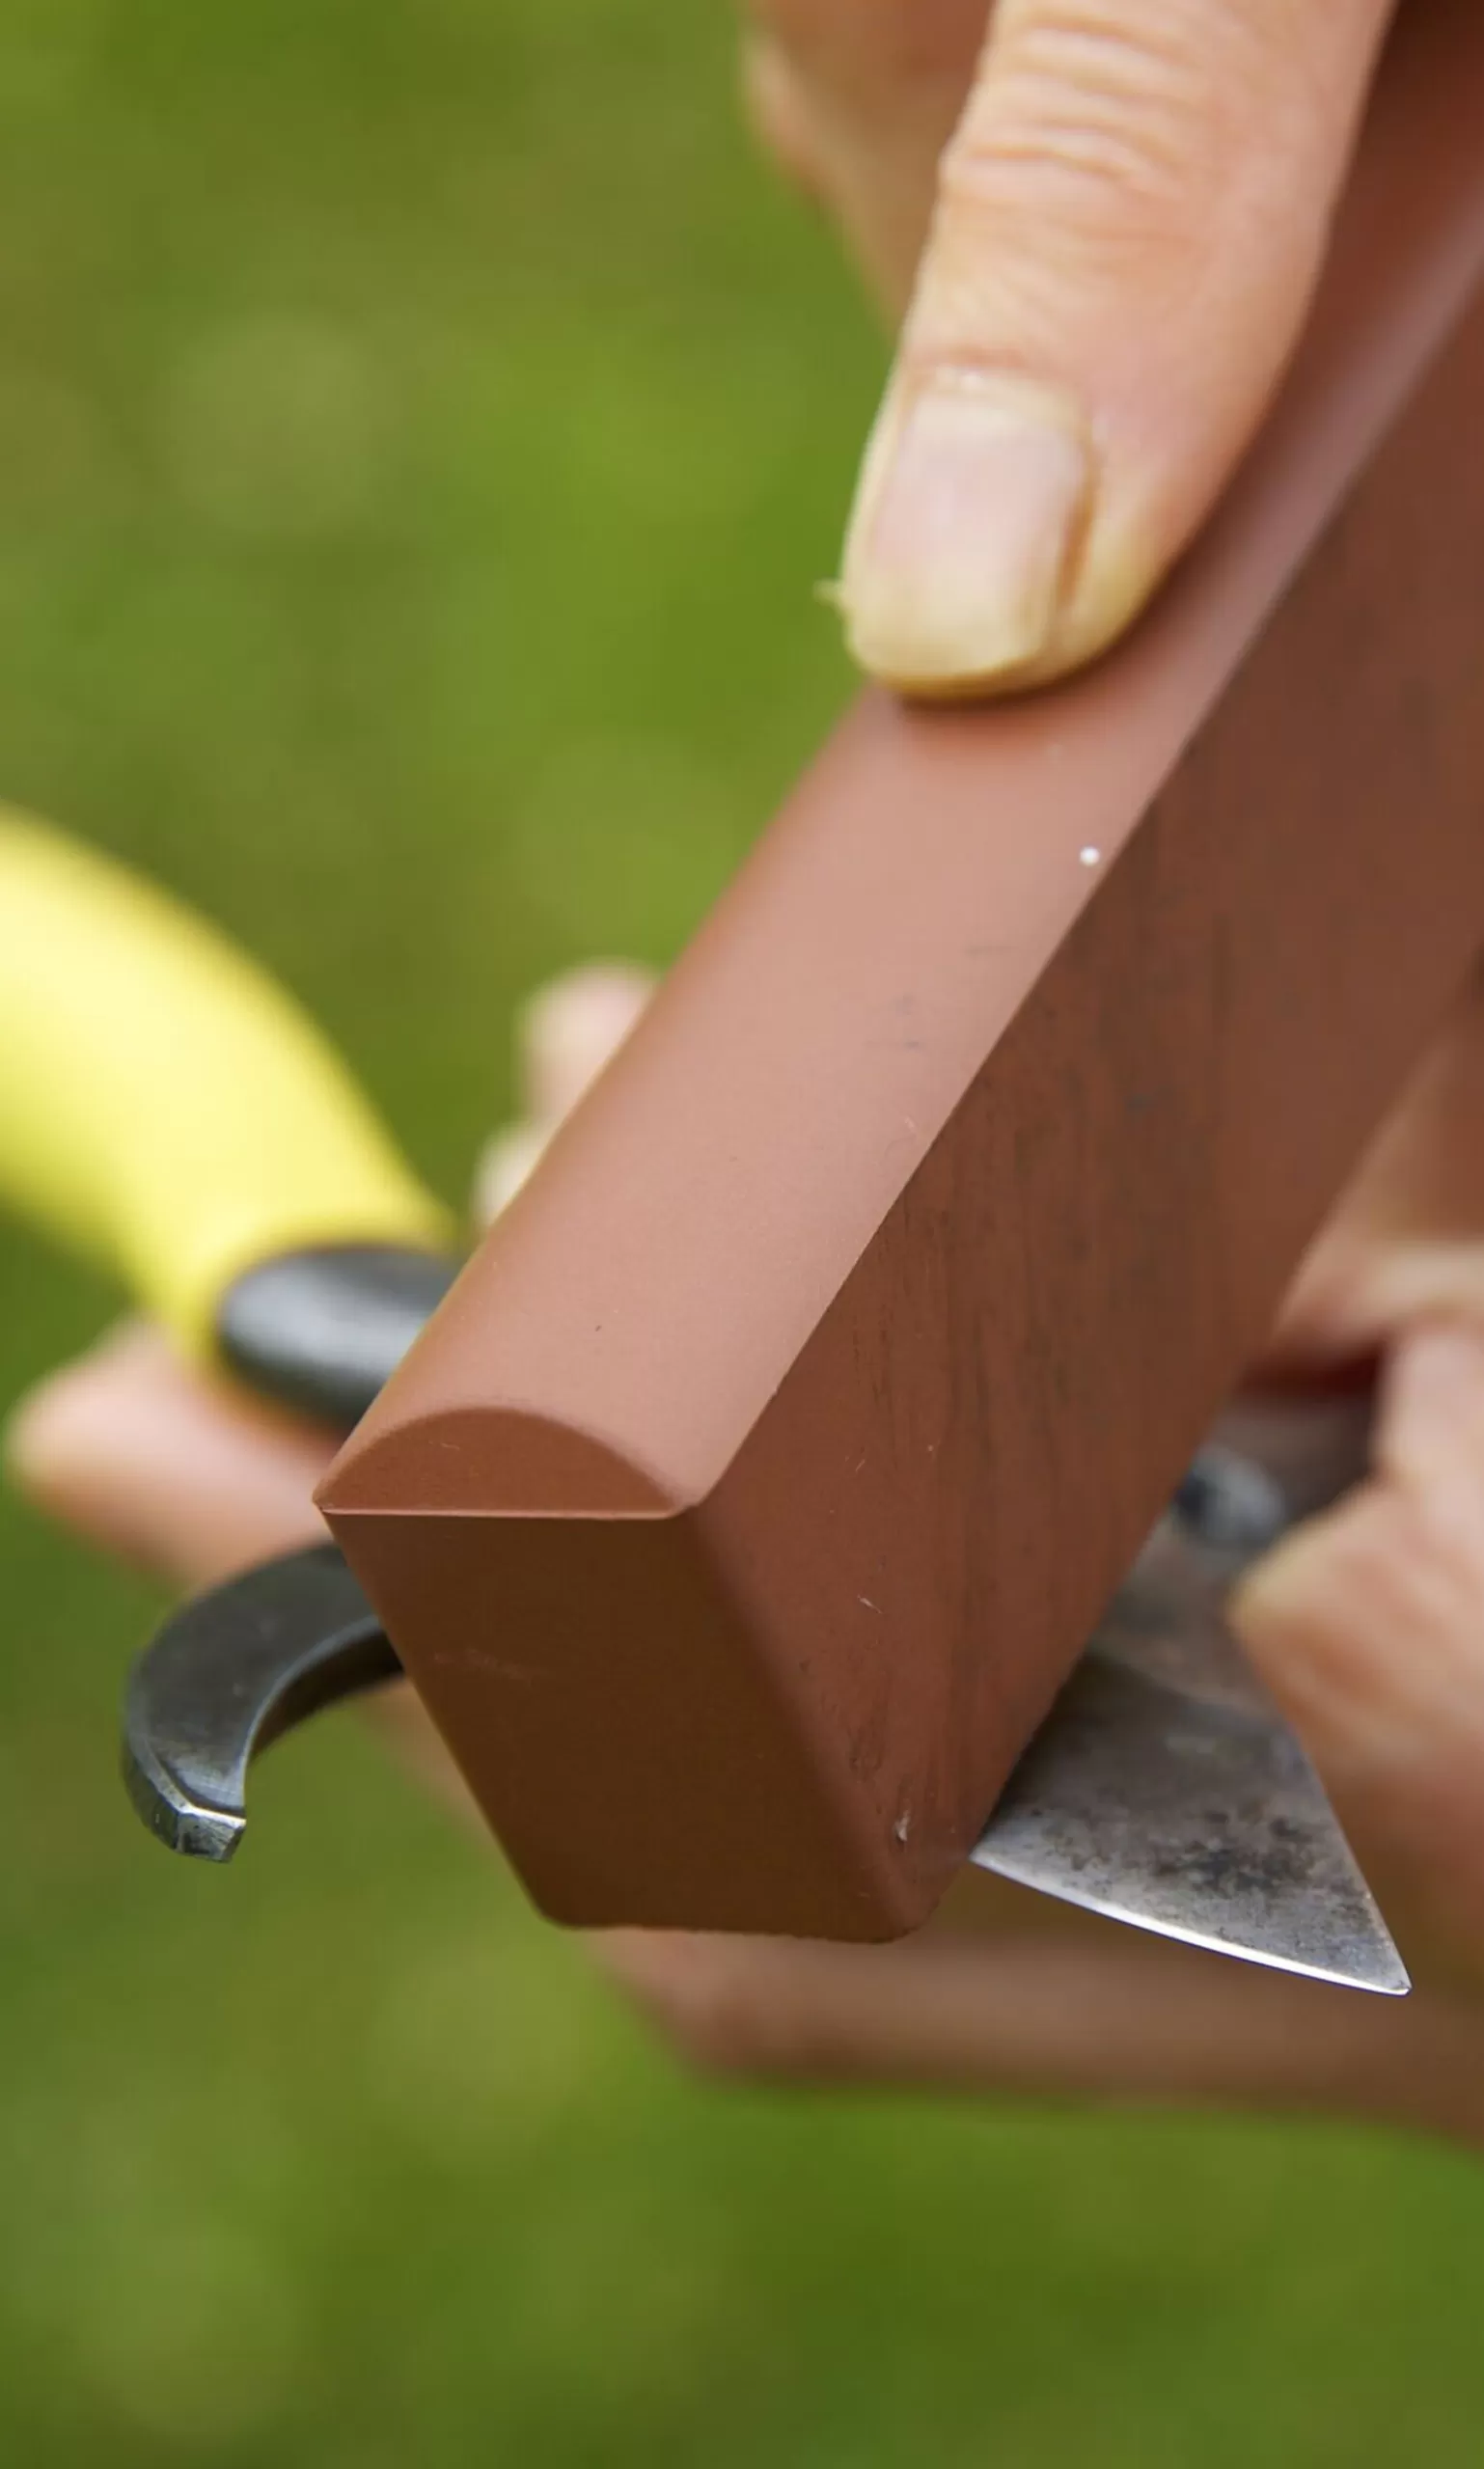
<box><xmin>1</xmin><ymin>4</ymin><xmax>1482</xmax><ymax>2461</ymax></box>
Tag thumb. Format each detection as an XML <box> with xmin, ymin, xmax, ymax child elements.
<box><xmin>838</xmin><ymin>0</ymin><xmax>1393</xmax><ymax>695</ymax></box>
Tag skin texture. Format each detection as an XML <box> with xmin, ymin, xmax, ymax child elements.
<box><xmin>13</xmin><ymin>8</ymin><xmax>1484</xmax><ymax>2137</ymax></box>
<box><xmin>752</xmin><ymin>1</ymin><xmax>1396</xmax><ymax>692</ymax></box>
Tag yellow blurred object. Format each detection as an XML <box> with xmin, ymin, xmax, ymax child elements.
<box><xmin>0</xmin><ymin>807</ymin><xmax>453</xmax><ymax>1359</ymax></box>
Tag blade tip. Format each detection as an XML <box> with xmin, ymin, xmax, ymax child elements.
<box><xmin>122</xmin><ymin>1744</ymin><xmax>244</xmax><ymax>1863</ymax></box>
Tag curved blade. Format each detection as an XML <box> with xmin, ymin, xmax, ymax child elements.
<box><xmin>124</xmin><ymin>1543</ymin><xmax>401</xmax><ymax>1860</ymax></box>
<box><xmin>972</xmin><ymin>1603</ymin><xmax>1411</xmax><ymax>1995</ymax></box>
<box><xmin>974</xmin><ymin>1398</ymin><xmax>1410</xmax><ymax>1996</ymax></box>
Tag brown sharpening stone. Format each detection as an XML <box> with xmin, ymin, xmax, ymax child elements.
<box><xmin>319</xmin><ymin>4</ymin><xmax>1484</xmax><ymax>1941</ymax></box>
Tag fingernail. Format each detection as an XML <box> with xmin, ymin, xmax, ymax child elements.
<box><xmin>839</xmin><ymin>370</ymin><xmax>1091</xmax><ymax>693</ymax></box>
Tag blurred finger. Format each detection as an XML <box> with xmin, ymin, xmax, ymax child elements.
<box><xmin>6</xmin><ymin>1318</ymin><xmax>482</xmax><ymax>1823</ymax></box>
<box><xmin>743</xmin><ymin>3</ymin><xmax>988</xmax><ymax>309</ymax></box>
<box><xmin>1380</xmin><ymin>1323</ymin><xmax>1484</xmax><ymax>1518</ymax></box>
<box><xmin>473</xmin><ymin>1122</ymin><xmax>551</xmax><ymax>1229</ymax></box>
<box><xmin>517</xmin><ymin>962</ymin><xmax>654</xmax><ymax>1126</ymax></box>
<box><xmin>597</xmin><ymin>1923</ymin><xmax>1484</xmax><ymax>2140</ymax></box>
<box><xmin>1235</xmin><ymin>1325</ymin><xmax>1484</xmax><ymax>1965</ymax></box>
<box><xmin>5</xmin><ymin>1321</ymin><xmax>333</xmax><ymax>1586</ymax></box>
<box><xmin>1273</xmin><ymin>975</ymin><xmax>1484</xmax><ymax>1367</ymax></box>
<box><xmin>472</xmin><ymin>963</ymin><xmax>654</xmax><ymax>1226</ymax></box>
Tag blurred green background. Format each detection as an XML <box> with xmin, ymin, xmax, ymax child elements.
<box><xmin>1</xmin><ymin>3</ymin><xmax>1482</xmax><ymax>2462</ymax></box>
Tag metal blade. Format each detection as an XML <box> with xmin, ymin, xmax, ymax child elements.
<box><xmin>124</xmin><ymin>1543</ymin><xmax>400</xmax><ymax>1859</ymax></box>
<box><xmin>973</xmin><ymin>1443</ymin><xmax>1411</xmax><ymax>1996</ymax></box>
<box><xmin>120</xmin><ymin>1386</ymin><xmax>1408</xmax><ymax>1996</ymax></box>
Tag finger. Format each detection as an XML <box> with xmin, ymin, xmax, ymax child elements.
<box><xmin>1272</xmin><ymin>976</ymin><xmax>1484</xmax><ymax>1367</ymax></box>
<box><xmin>6</xmin><ymin>1319</ymin><xmax>481</xmax><ymax>1820</ymax></box>
<box><xmin>742</xmin><ymin>3</ymin><xmax>988</xmax><ymax>311</ymax></box>
<box><xmin>1380</xmin><ymin>1323</ymin><xmax>1484</xmax><ymax>1520</ymax></box>
<box><xmin>596</xmin><ymin>1924</ymin><xmax>1484</xmax><ymax>2141</ymax></box>
<box><xmin>472</xmin><ymin>964</ymin><xmax>654</xmax><ymax>1226</ymax></box>
<box><xmin>1272</xmin><ymin>1239</ymin><xmax>1484</xmax><ymax>1374</ymax></box>
<box><xmin>1235</xmin><ymin>1325</ymin><xmax>1484</xmax><ymax>1962</ymax></box>
<box><xmin>5</xmin><ymin>1322</ymin><xmax>333</xmax><ymax>1586</ymax></box>
<box><xmin>838</xmin><ymin>0</ymin><xmax>1393</xmax><ymax>694</ymax></box>
<box><xmin>742</xmin><ymin>32</ymin><xmax>833</xmax><ymax>202</ymax></box>
<box><xmin>472</xmin><ymin>1123</ymin><xmax>550</xmax><ymax>1229</ymax></box>
<box><xmin>517</xmin><ymin>962</ymin><xmax>654</xmax><ymax>1126</ymax></box>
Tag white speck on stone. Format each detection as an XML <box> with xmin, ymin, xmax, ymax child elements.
<box><xmin>858</xmin><ymin>1595</ymin><xmax>881</xmax><ymax>1615</ymax></box>
<box><xmin>1079</xmin><ymin>846</ymin><xmax>1102</xmax><ymax>868</ymax></box>
<box><xmin>893</xmin><ymin>1812</ymin><xmax>911</xmax><ymax>1843</ymax></box>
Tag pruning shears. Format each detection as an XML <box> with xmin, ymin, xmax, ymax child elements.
<box><xmin>0</xmin><ymin>809</ymin><xmax>1407</xmax><ymax>1995</ymax></box>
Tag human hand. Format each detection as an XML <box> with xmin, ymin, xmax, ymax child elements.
<box><xmin>595</xmin><ymin>1315</ymin><xmax>1484</xmax><ymax>2153</ymax></box>
<box><xmin>591</xmin><ymin>978</ymin><xmax>1484</xmax><ymax>2148</ymax></box>
<box><xmin>14</xmin><ymin>956</ymin><xmax>1484</xmax><ymax>2147</ymax></box>
<box><xmin>745</xmin><ymin>1</ymin><xmax>1396</xmax><ymax>692</ymax></box>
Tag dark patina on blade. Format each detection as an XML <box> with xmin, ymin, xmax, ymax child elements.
<box><xmin>124</xmin><ymin>1542</ymin><xmax>400</xmax><ymax>1859</ymax></box>
<box><xmin>120</xmin><ymin>1388</ymin><xmax>1408</xmax><ymax>1995</ymax></box>
<box><xmin>974</xmin><ymin>1404</ymin><xmax>1410</xmax><ymax>1996</ymax></box>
